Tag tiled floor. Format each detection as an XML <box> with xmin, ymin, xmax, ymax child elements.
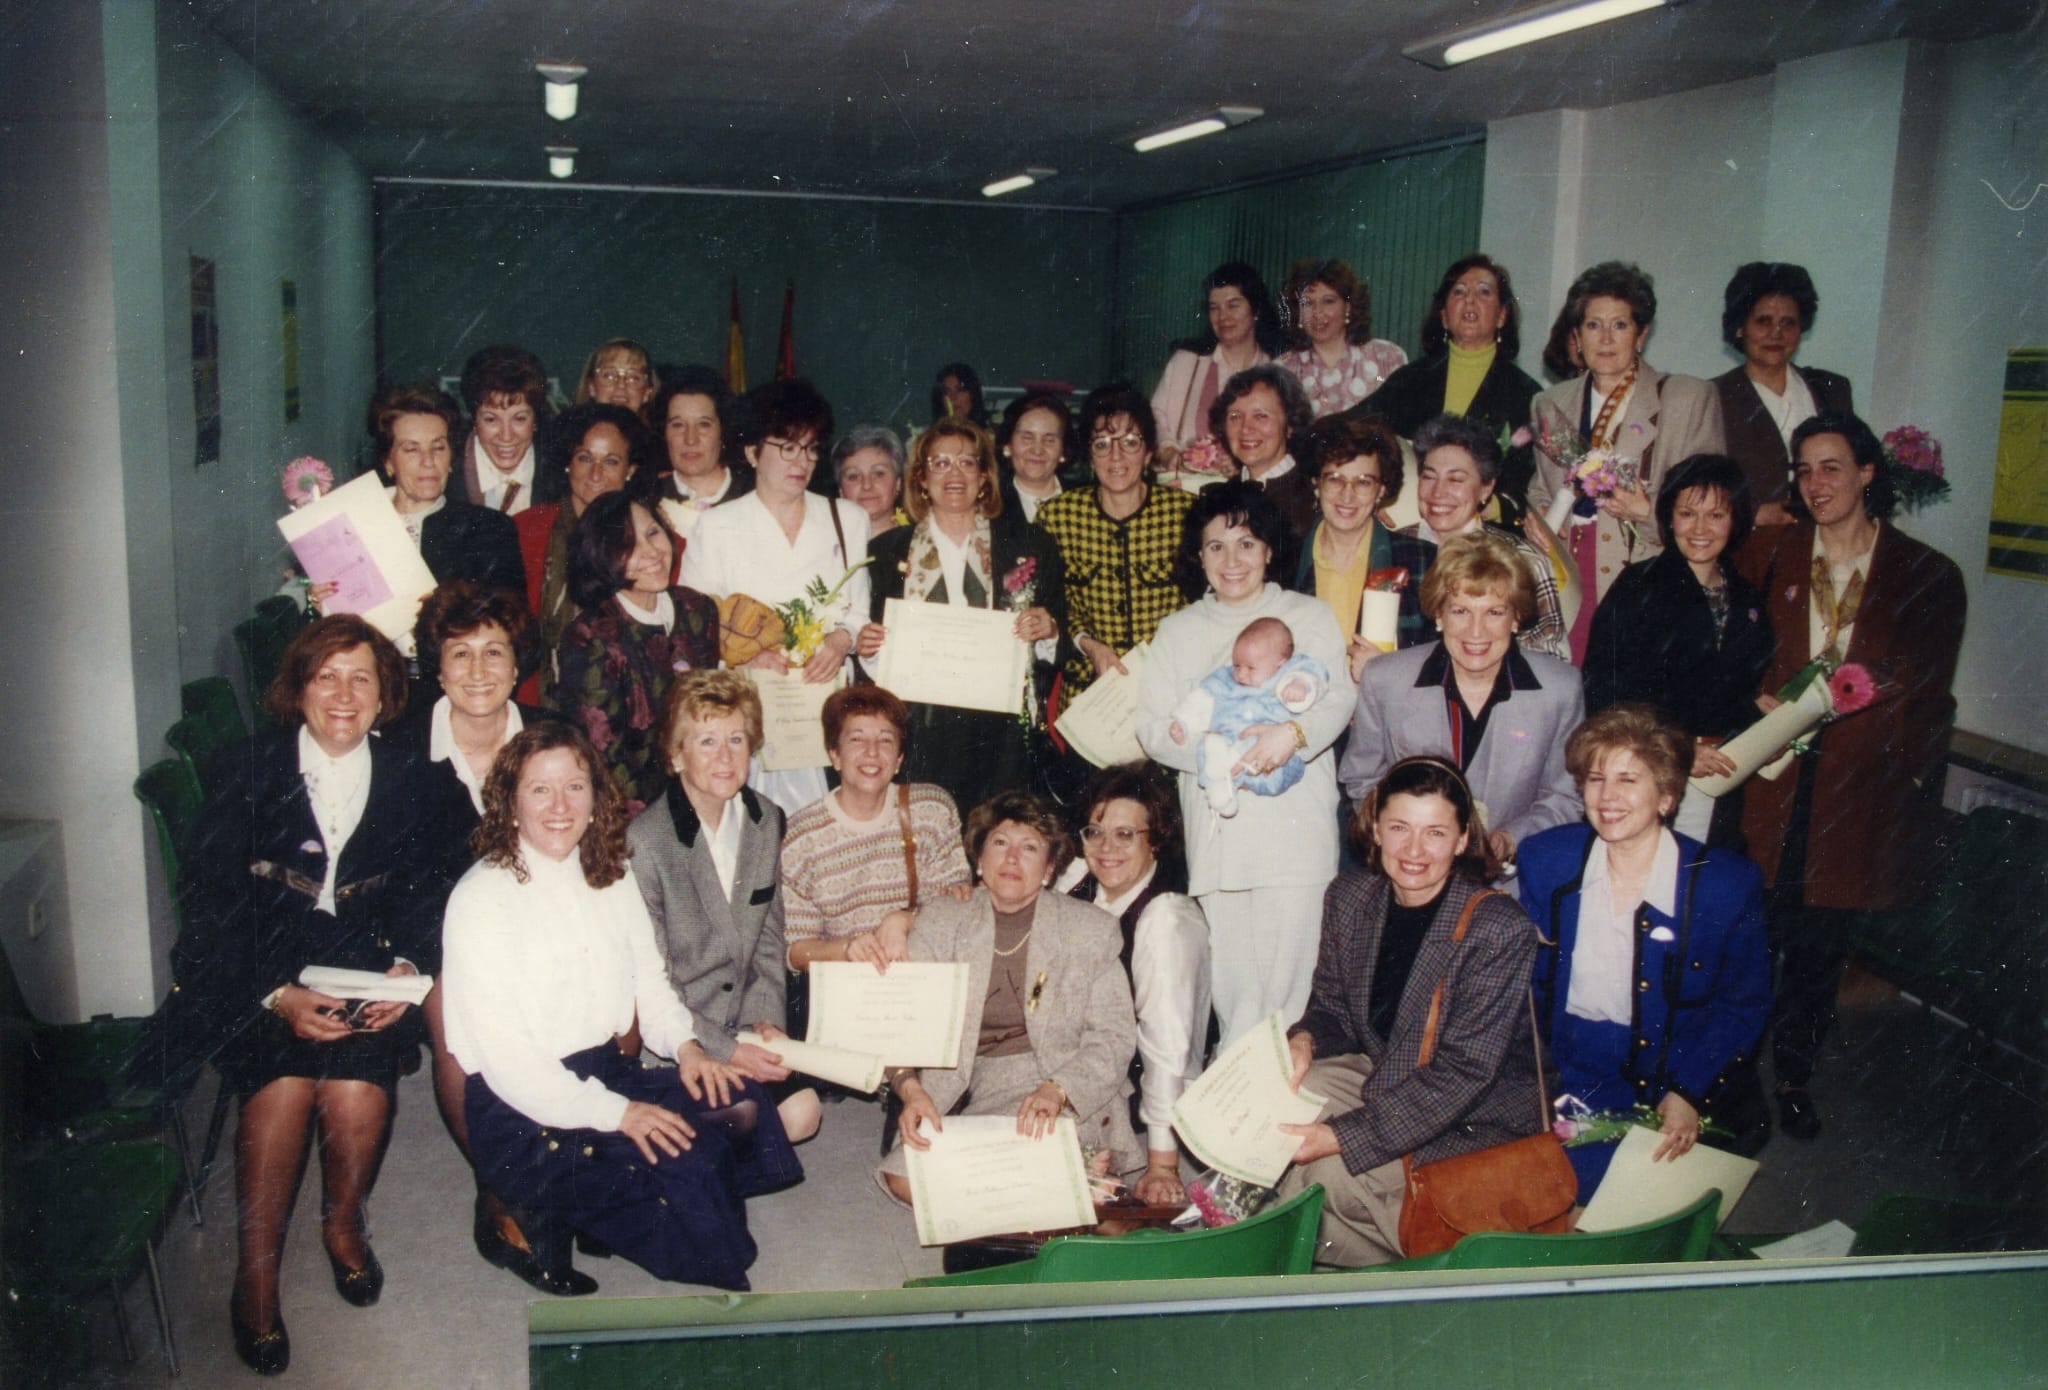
<box><xmin>44</xmin><ymin>971</ymin><xmax>2048</xmax><ymax>1387</ymax></box>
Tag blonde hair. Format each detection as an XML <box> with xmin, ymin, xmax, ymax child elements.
<box><xmin>1420</xmin><ymin>530</ymin><xmax>1537</xmax><ymax>626</ymax></box>
<box><xmin>659</xmin><ymin>669</ymin><xmax>764</xmax><ymax>759</ymax></box>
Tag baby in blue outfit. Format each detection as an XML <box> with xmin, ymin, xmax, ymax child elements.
<box><xmin>1169</xmin><ymin>616</ymin><xmax>1328</xmax><ymax>817</ymax></box>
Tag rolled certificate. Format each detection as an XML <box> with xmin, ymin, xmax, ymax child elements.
<box><xmin>1359</xmin><ymin>588</ymin><xmax>1400</xmax><ymax>653</ymax></box>
<box><xmin>299</xmin><ymin>965</ymin><xmax>434</xmax><ymax>1005</ymax></box>
<box><xmin>736</xmin><ymin>1030</ymin><xmax>883</xmax><ymax>1093</ymax></box>
<box><xmin>1544</xmin><ymin>486</ymin><xmax>1580</xmax><ymax>536</ymax></box>
<box><xmin>1690</xmin><ymin>681</ymin><xmax>1830</xmax><ymax>796</ymax></box>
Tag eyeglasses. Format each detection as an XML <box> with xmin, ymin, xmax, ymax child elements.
<box><xmin>1079</xmin><ymin>825</ymin><xmax>1146</xmax><ymax>846</ymax></box>
<box><xmin>595</xmin><ymin>367</ymin><xmax>647</xmax><ymax>386</ymax></box>
<box><xmin>1090</xmin><ymin>433</ymin><xmax>1147</xmax><ymax>456</ymax></box>
<box><xmin>1317</xmin><ymin>474</ymin><xmax>1383</xmax><ymax>494</ymax></box>
<box><xmin>926</xmin><ymin>454</ymin><xmax>981</xmax><ymax>475</ymax></box>
<box><xmin>761</xmin><ymin>437</ymin><xmax>821</xmax><ymax>463</ymax></box>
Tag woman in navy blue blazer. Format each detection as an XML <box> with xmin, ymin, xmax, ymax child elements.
<box><xmin>1516</xmin><ymin>705</ymin><xmax>1771</xmax><ymax>1199</ymax></box>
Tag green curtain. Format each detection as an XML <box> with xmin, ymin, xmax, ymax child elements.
<box><xmin>1111</xmin><ymin>139</ymin><xmax>1486</xmax><ymax>390</ymax></box>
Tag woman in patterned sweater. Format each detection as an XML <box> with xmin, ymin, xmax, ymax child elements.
<box><xmin>779</xmin><ymin>686</ymin><xmax>972</xmax><ymax>971</ymax></box>
<box><xmin>1035</xmin><ymin>383</ymin><xmax>1194</xmax><ymax>721</ymax></box>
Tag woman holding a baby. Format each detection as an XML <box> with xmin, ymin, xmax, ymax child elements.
<box><xmin>1137</xmin><ymin>482</ymin><xmax>1355</xmax><ymax>1047</ymax></box>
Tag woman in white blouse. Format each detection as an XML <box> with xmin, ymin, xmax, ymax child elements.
<box><xmin>1056</xmin><ymin>763</ymin><xmax>1212</xmax><ymax>1206</ymax></box>
<box><xmin>679</xmin><ymin>378</ymin><xmax>870</xmax><ymax>814</ymax></box>
<box><xmin>443</xmin><ymin>725</ymin><xmax>804</xmax><ymax>1295</ymax></box>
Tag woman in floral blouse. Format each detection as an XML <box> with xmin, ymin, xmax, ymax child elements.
<box><xmin>554</xmin><ymin>492</ymin><xmax>719</xmax><ymax>814</ymax></box>
<box><xmin>858</xmin><ymin>418</ymin><xmax>1065</xmax><ymax>815</ymax></box>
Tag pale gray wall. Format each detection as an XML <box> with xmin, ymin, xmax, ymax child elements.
<box><xmin>1482</xmin><ymin>34</ymin><xmax>2048</xmax><ymax>754</ymax></box>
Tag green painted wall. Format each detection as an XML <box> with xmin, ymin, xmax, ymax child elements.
<box><xmin>374</xmin><ymin>185</ymin><xmax>1112</xmax><ymax>434</ymax></box>
<box><xmin>1113</xmin><ymin>140</ymin><xmax>1488</xmax><ymax>389</ymax></box>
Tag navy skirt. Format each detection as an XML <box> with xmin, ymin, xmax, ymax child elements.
<box><xmin>466</xmin><ymin>1044</ymin><xmax>803</xmax><ymax>1290</ymax></box>
<box><xmin>1552</xmin><ymin>1012</ymin><xmax>1637</xmax><ymax>1201</ymax></box>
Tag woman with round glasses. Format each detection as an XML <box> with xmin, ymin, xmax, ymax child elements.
<box><xmin>1055</xmin><ymin>763</ymin><xmax>1211</xmax><ymax>1205</ymax></box>
<box><xmin>681</xmin><ymin>379</ymin><xmax>871</xmax><ymax>814</ymax></box>
<box><xmin>1035</xmin><ymin>383</ymin><xmax>1194</xmax><ymax>721</ymax></box>
<box><xmin>574</xmin><ymin>337</ymin><xmax>658</xmax><ymax>418</ymax></box>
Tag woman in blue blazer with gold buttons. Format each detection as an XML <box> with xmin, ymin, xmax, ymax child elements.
<box><xmin>1516</xmin><ymin>705</ymin><xmax>1771</xmax><ymax>1199</ymax></box>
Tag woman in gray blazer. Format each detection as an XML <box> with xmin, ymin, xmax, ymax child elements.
<box><xmin>627</xmin><ymin>670</ymin><xmax>820</xmax><ymax>1145</ymax></box>
<box><xmin>1338</xmin><ymin>532</ymin><xmax>1583</xmax><ymax>863</ymax></box>
<box><xmin>879</xmin><ymin>791</ymin><xmax>1141</xmax><ymax>1204</ymax></box>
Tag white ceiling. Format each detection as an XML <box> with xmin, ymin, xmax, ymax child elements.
<box><xmin>187</xmin><ymin>0</ymin><xmax>2042</xmax><ymax>208</ymax></box>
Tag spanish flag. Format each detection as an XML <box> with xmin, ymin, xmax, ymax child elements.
<box><xmin>724</xmin><ymin>281</ymin><xmax>746</xmax><ymax>393</ymax></box>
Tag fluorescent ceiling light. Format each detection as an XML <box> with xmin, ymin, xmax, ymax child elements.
<box><xmin>1404</xmin><ymin>0</ymin><xmax>1668</xmax><ymax>69</ymax></box>
<box><xmin>1132</xmin><ymin>106</ymin><xmax>1262</xmax><ymax>154</ymax></box>
<box><xmin>982</xmin><ymin>166</ymin><xmax>1057</xmax><ymax>198</ymax></box>
<box><xmin>536</xmin><ymin>62</ymin><xmax>587</xmax><ymax>121</ymax></box>
<box><xmin>546</xmin><ymin>145</ymin><xmax>577</xmax><ymax>179</ymax></box>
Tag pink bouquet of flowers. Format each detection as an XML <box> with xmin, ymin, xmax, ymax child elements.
<box><xmin>1881</xmin><ymin>424</ymin><xmax>1950</xmax><ymax>513</ymax></box>
<box><xmin>1178</xmin><ymin>435</ymin><xmax>1233</xmax><ymax>478</ymax></box>
<box><xmin>1537</xmin><ymin>422</ymin><xmax>1641</xmax><ymax>535</ymax></box>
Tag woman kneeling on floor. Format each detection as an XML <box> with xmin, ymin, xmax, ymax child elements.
<box><xmin>442</xmin><ymin>725</ymin><xmax>804</xmax><ymax>1293</ymax></box>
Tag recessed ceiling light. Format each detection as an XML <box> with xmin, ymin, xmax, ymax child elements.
<box><xmin>546</xmin><ymin>145</ymin><xmax>577</xmax><ymax>179</ymax></box>
<box><xmin>1403</xmin><ymin>0</ymin><xmax>1669</xmax><ymax>69</ymax></box>
<box><xmin>535</xmin><ymin>62</ymin><xmax>587</xmax><ymax>121</ymax></box>
<box><xmin>982</xmin><ymin>167</ymin><xmax>1057</xmax><ymax>199</ymax></box>
<box><xmin>1132</xmin><ymin>106</ymin><xmax>1262</xmax><ymax>154</ymax></box>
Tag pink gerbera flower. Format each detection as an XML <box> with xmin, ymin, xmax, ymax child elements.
<box><xmin>282</xmin><ymin>456</ymin><xmax>333</xmax><ymax>506</ymax></box>
<box><xmin>1828</xmin><ymin>663</ymin><xmax>1877</xmax><ymax>714</ymax></box>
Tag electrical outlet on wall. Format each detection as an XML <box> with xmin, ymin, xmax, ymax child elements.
<box><xmin>27</xmin><ymin>897</ymin><xmax>46</xmax><ymax>940</ymax></box>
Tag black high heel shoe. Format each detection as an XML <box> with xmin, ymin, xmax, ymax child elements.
<box><xmin>474</xmin><ymin>1195</ymin><xmax>598</xmax><ymax>1297</ymax></box>
<box><xmin>231</xmin><ymin>1311</ymin><xmax>290</xmax><ymax>1376</ymax></box>
<box><xmin>327</xmin><ymin>1243</ymin><xmax>384</xmax><ymax>1307</ymax></box>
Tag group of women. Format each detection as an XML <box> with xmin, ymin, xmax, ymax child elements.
<box><xmin>155</xmin><ymin>245</ymin><xmax>1962</xmax><ymax>1371</ymax></box>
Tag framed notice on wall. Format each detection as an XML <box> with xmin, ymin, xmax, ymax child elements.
<box><xmin>282</xmin><ymin>280</ymin><xmax>301</xmax><ymax>423</ymax></box>
<box><xmin>191</xmin><ymin>255</ymin><xmax>220</xmax><ymax>467</ymax></box>
<box><xmin>1989</xmin><ymin>348</ymin><xmax>2048</xmax><ymax>583</ymax></box>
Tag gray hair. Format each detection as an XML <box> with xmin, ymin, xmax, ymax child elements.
<box><xmin>831</xmin><ymin>425</ymin><xmax>907</xmax><ymax>485</ymax></box>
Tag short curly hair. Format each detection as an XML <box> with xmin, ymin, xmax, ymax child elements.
<box><xmin>538</xmin><ymin>401</ymin><xmax>659</xmax><ymax>509</ymax></box>
<box><xmin>964</xmin><ymin>790</ymin><xmax>1074</xmax><ymax>882</ymax></box>
<box><xmin>412</xmin><ymin>580</ymin><xmax>541</xmax><ymax>685</ymax></box>
<box><xmin>1208</xmin><ymin>364</ymin><xmax>1314</xmax><ymax>464</ymax></box>
<box><xmin>1172</xmin><ymin>479</ymin><xmax>1290</xmax><ymax>601</ymax></box>
<box><xmin>1561</xmin><ymin>261</ymin><xmax>1657</xmax><ymax>334</ymax></box>
<box><xmin>1302</xmin><ymin>414</ymin><xmax>1406</xmax><ymax>506</ymax></box>
<box><xmin>1282</xmin><ymin>257</ymin><xmax>1375</xmax><ymax>346</ymax></box>
<box><xmin>263</xmin><ymin>614</ymin><xmax>409</xmax><ymax>729</ymax></box>
<box><xmin>1721</xmin><ymin>262</ymin><xmax>1818</xmax><ymax>350</ymax></box>
<box><xmin>459</xmin><ymin>344</ymin><xmax>550</xmax><ymax>418</ymax></box>
<box><xmin>659</xmin><ymin>669</ymin><xmax>764</xmax><ymax>764</ymax></box>
<box><xmin>1075</xmin><ymin>762</ymin><xmax>1186</xmax><ymax>890</ymax></box>
<box><xmin>367</xmin><ymin>383</ymin><xmax>460</xmax><ymax>466</ymax></box>
<box><xmin>472</xmin><ymin>724</ymin><xmax>630</xmax><ymax>887</ymax></box>
<box><xmin>821</xmin><ymin>684</ymin><xmax>911</xmax><ymax>751</ymax></box>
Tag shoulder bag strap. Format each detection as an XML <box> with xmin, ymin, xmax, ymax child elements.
<box><xmin>1414</xmin><ymin>888</ymin><xmax>1499</xmax><ymax>1067</ymax></box>
<box><xmin>897</xmin><ymin>782</ymin><xmax>919</xmax><ymax>908</ymax></box>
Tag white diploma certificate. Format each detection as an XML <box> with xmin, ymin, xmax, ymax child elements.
<box><xmin>905</xmin><ymin>1115</ymin><xmax>1096</xmax><ymax>1246</ymax></box>
<box><xmin>1575</xmin><ymin>1123</ymin><xmax>1758</xmax><ymax>1233</ymax></box>
<box><xmin>1359</xmin><ymin>588</ymin><xmax>1401</xmax><ymax>653</ymax></box>
<box><xmin>736</xmin><ymin>1029</ymin><xmax>883</xmax><ymax>1094</ymax></box>
<box><xmin>1053</xmin><ymin>642</ymin><xmax>1148</xmax><ymax>768</ymax></box>
<box><xmin>276</xmin><ymin>471</ymin><xmax>440</xmax><ymax>650</ymax></box>
<box><xmin>805</xmin><ymin>961</ymin><xmax>969</xmax><ymax>1067</ymax></box>
<box><xmin>299</xmin><ymin>965</ymin><xmax>434</xmax><ymax>1006</ymax></box>
<box><xmin>871</xmin><ymin>600</ymin><xmax>1029</xmax><ymax>715</ymax></box>
<box><xmin>1172</xmin><ymin>1012</ymin><xmax>1327</xmax><ymax>1187</ymax></box>
<box><xmin>1690</xmin><ymin>681</ymin><xmax>1831</xmax><ymax>796</ymax></box>
<box><xmin>745</xmin><ymin>668</ymin><xmax>839</xmax><ymax>772</ymax></box>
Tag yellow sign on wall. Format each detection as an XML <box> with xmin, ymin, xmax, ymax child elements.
<box><xmin>1990</xmin><ymin>348</ymin><xmax>2048</xmax><ymax>583</ymax></box>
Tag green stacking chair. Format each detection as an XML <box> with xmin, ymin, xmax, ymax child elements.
<box><xmin>906</xmin><ymin>1184</ymin><xmax>1326</xmax><ymax>1288</ymax></box>
<box><xmin>234</xmin><ymin>595</ymin><xmax>309</xmax><ymax>721</ymax></box>
<box><xmin>1384</xmin><ymin>1187</ymin><xmax>1721</xmax><ymax>1272</ymax></box>
<box><xmin>2</xmin><ymin>1139</ymin><xmax>183</xmax><ymax>1378</ymax></box>
<box><xmin>180</xmin><ymin>674</ymin><xmax>246</xmax><ymax>744</ymax></box>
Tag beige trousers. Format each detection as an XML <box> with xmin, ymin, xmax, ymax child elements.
<box><xmin>1276</xmin><ymin>1052</ymin><xmax>1408</xmax><ymax>1267</ymax></box>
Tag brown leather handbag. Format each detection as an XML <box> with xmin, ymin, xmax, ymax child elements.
<box><xmin>1396</xmin><ymin>891</ymin><xmax>1576</xmax><ymax>1258</ymax></box>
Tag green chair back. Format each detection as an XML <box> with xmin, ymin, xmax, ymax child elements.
<box><xmin>163</xmin><ymin>715</ymin><xmax>233</xmax><ymax>800</ymax></box>
<box><xmin>180</xmin><ymin>675</ymin><xmax>246</xmax><ymax>742</ymax></box>
<box><xmin>1850</xmin><ymin>1193</ymin><xmax>2048</xmax><ymax>1257</ymax></box>
<box><xmin>234</xmin><ymin>596</ymin><xmax>309</xmax><ymax>724</ymax></box>
<box><xmin>907</xmin><ymin>1186</ymin><xmax>1327</xmax><ymax>1289</ymax></box>
<box><xmin>1034</xmin><ymin>1184</ymin><xmax>1326</xmax><ymax>1282</ymax></box>
<box><xmin>1433</xmin><ymin>1187</ymin><xmax>1721</xmax><ymax>1270</ymax></box>
<box><xmin>133</xmin><ymin>758</ymin><xmax>203</xmax><ymax>891</ymax></box>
